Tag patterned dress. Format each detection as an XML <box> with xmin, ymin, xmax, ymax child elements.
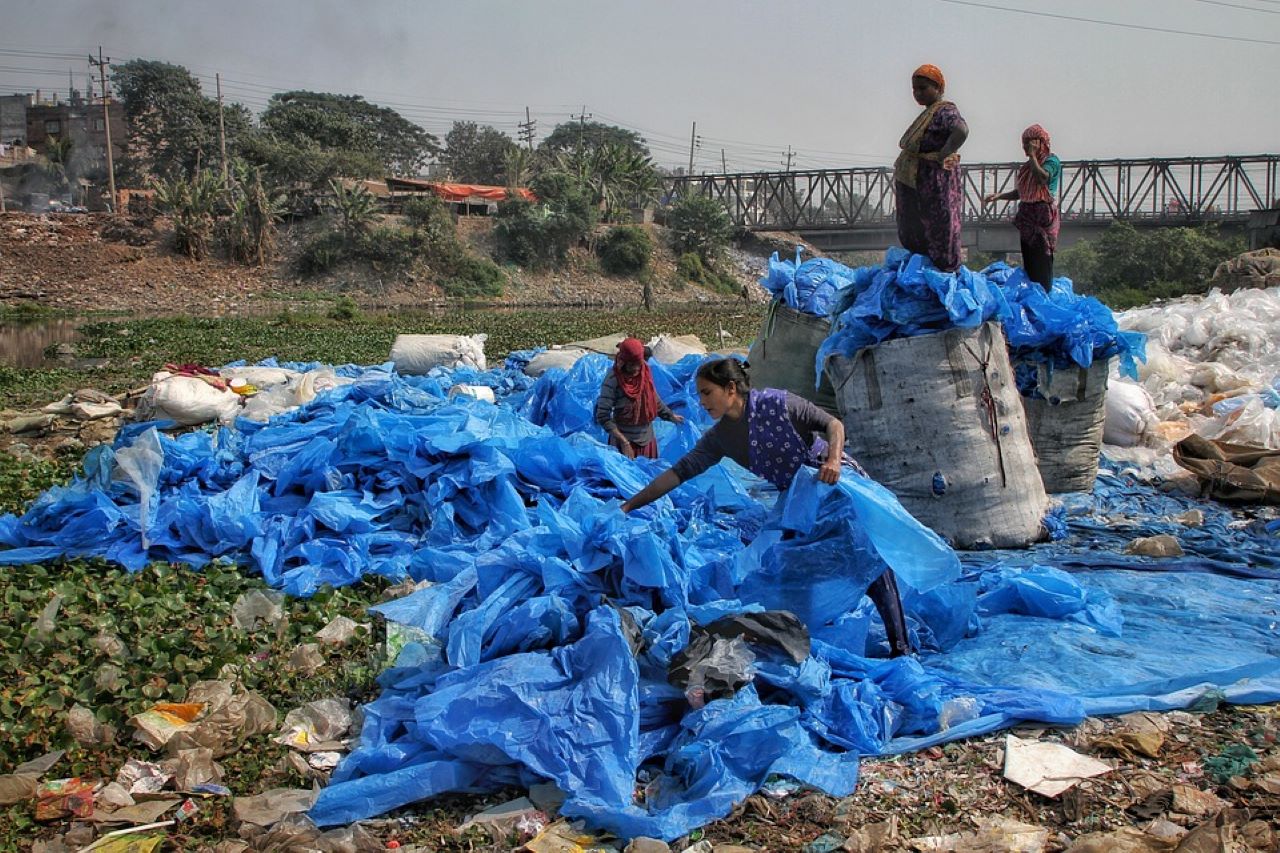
<box><xmin>894</xmin><ymin>103</ymin><xmax>965</xmax><ymax>272</ymax></box>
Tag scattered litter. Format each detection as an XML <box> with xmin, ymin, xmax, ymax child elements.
<box><xmin>173</xmin><ymin>798</ymin><xmax>199</xmax><ymax>822</ymax></box>
<box><xmin>91</xmin><ymin>798</ymin><xmax>178</xmax><ymax>825</ymax></box>
<box><xmin>1063</xmin><ymin>825</ymin><xmax>1176</xmax><ymax>852</ymax></box>
<box><xmin>128</xmin><ymin>704</ymin><xmax>203</xmax><ymax>751</ymax></box>
<box><xmin>908</xmin><ymin>816</ymin><xmax>1048</xmax><ymax>852</ymax></box>
<box><xmin>35</xmin><ymin>777</ymin><xmax>97</xmax><ymax>821</ymax></box>
<box><xmin>286</xmin><ymin>642</ymin><xmax>324</xmax><ymax>675</ymax></box>
<box><xmin>313</xmin><ymin>614</ymin><xmax>361</xmax><ymax>645</ymax></box>
<box><xmin>1124</xmin><ymin>535</ymin><xmax>1184</xmax><ymax>558</ymax></box>
<box><xmin>1002</xmin><ymin>735</ymin><xmax>1111</xmax><ymax>797</ymax></box>
<box><xmin>1090</xmin><ymin>712</ymin><xmax>1166</xmax><ymax>759</ymax></box>
<box><xmin>274</xmin><ymin>698</ymin><xmax>353</xmax><ymax>751</ymax></box>
<box><xmin>78</xmin><ymin>821</ymin><xmax>172</xmax><ymax>853</ymax></box>
<box><xmin>0</xmin><ymin>750</ymin><xmax>63</xmax><ymax>805</ymax></box>
<box><xmin>162</xmin><ymin>680</ymin><xmax>276</xmax><ymax>758</ymax></box>
<box><xmin>522</xmin><ymin>819</ymin><xmax>613</xmax><ymax>853</ymax></box>
<box><xmin>528</xmin><ymin>781</ymin><xmax>568</xmax><ymax>815</ymax></box>
<box><xmin>306</xmin><ymin>751</ymin><xmax>342</xmax><ymax>771</ymax></box>
<box><xmin>1201</xmin><ymin>743</ymin><xmax>1259</xmax><ymax>783</ymax></box>
<box><xmin>231</xmin><ymin>787</ymin><xmax>317</xmax><ymax>828</ymax></box>
<box><xmin>230</xmin><ymin>589</ymin><xmax>286</xmax><ymax>633</ymax></box>
<box><xmin>173</xmin><ymin>747</ymin><xmax>223</xmax><ymax>790</ymax></box>
<box><xmin>1170</xmin><ymin>783</ymin><xmax>1228</xmax><ymax>817</ymax></box>
<box><xmin>115</xmin><ymin>759</ymin><xmax>171</xmax><ymax>796</ymax></box>
<box><xmin>67</xmin><ymin>704</ymin><xmax>115</xmax><ymax>747</ymax></box>
<box><xmin>458</xmin><ymin>796</ymin><xmax>546</xmax><ymax>842</ymax></box>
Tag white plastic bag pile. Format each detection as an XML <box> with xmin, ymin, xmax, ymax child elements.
<box><xmin>138</xmin><ymin>367</ymin><xmax>353</xmax><ymax>426</ymax></box>
<box><xmin>1106</xmin><ymin>286</ymin><xmax>1280</xmax><ymax>451</ymax></box>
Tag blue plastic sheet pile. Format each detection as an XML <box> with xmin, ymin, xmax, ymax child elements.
<box><xmin>3</xmin><ymin>355</ymin><xmax>1279</xmax><ymax>841</ymax></box>
<box><xmin>758</xmin><ymin>248</ymin><xmax>858</xmax><ymax>317</ymax></box>
<box><xmin>811</xmin><ymin>249</ymin><xmax>1146</xmax><ymax>390</ymax></box>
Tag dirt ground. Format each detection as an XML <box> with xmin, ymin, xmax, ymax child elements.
<box><xmin>0</xmin><ymin>212</ymin><xmax>772</xmax><ymax>316</ymax></box>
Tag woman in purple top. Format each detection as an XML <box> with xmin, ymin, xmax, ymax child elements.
<box><xmin>621</xmin><ymin>359</ymin><xmax>912</xmax><ymax>657</ymax></box>
<box><xmin>893</xmin><ymin>63</ymin><xmax>968</xmax><ymax>272</ymax></box>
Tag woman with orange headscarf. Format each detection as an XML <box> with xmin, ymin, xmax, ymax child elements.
<box><xmin>893</xmin><ymin>64</ymin><xmax>969</xmax><ymax>271</ymax></box>
<box><xmin>594</xmin><ymin>338</ymin><xmax>684</xmax><ymax>459</ymax></box>
<box><xmin>983</xmin><ymin>124</ymin><xmax>1062</xmax><ymax>287</ymax></box>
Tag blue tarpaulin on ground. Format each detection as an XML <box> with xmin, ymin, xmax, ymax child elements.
<box><xmin>2</xmin><ymin>354</ymin><xmax>1277</xmax><ymax>840</ymax></box>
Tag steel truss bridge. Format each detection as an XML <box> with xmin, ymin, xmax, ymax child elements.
<box><xmin>665</xmin><ymin>155</ymin><xmax>1280</xmax><ymax>252</ymax></box>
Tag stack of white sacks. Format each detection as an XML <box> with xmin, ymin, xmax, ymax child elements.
<box><xmin>1103</xmin><ymin>286</ymin><xmax>1280</xmax><ymax>477</ymax></box>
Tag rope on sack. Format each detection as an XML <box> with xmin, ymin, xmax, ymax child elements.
<box><xmin>962</xmin><ymin>330</ymin><xmax>1009</xmax><ymax>488</ymax></box>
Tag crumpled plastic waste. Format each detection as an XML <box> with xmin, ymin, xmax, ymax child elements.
<box><xmin>274</xmin><ymin>698</ymin><xmax>354</xmax><ymax>752</ymax></box>
<box><xmin>35</xmin><ymin>777</ymin><xmax>97</xmax><ymax>820</ymax></box>
<box><xmin>812</xmin><ymin>250</ymin><xmax>1145</xmax><ymax>389</ymax></box>
<box><xmin>758</xmin><ymin>247</ymin><xmax>859</xmax><ymax>317</ymax></box>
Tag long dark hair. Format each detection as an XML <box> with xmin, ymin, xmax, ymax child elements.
<box><xmin>696</xmin><ymin>358</ymin><xmax>751</xmax><ymax>394</ymax></box>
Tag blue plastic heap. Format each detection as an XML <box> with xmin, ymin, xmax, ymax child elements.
<box><xmin>2</xmin><ymin>353</ymin><xmax>1277</xmax><ymax>841</ymax></box>
<box><xmin>765</xmin><ymin>248</ymin><xmax>1148</xmax><ymax>389</ymax></box>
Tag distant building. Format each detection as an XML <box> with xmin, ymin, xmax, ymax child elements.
<box><xmin>0</xmin><ymin>94</ymin><xmax>31</xmax><ymax>146</ymax></box>
<box><xmin>24</xmin><ymin>90</ymin><xmax>127</xmax><ymax>177</ymax></box>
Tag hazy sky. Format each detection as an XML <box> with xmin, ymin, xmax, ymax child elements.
<box><xmin>3</xmin><ymin>0</ymin><xmax>1277</xmax><ymax>171</ymax></box>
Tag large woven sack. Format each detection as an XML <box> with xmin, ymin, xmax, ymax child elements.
<box><xmin>826</xmin><ymin>322</ymin><xmax>1048</xmax><ymax>549</ymax></box>
<box><xmin>747</xmin><ymin>301</ymin><xmax>838</xmax><ymax>415</ymax></box>
<box><xmin>1103</xmin><ymin>381</ymin><xmax>1157</xmax><ymax>447</ymax></box>
<box><xmin>389</xmin><ymin>334</ymin><xmax>487</xmax><ymax>374</ymax></box>
<box><xmin>1019</xmin><ymin>359</ymin><xmax>1110</xmax><ymax>493</ymax></box>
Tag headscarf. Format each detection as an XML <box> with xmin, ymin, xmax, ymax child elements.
<box><xmin>912</xmin><ymin>64</ymin><xmax>945</xmax><ymax>93</ymax></box>
<box><xmin>1016</xmin><ymin>124</ymin><xmax>1054</xmax><ymax>204</ymax></box>
<box><xmin>614</xmin><ymin>337</ymin><xmax>658</xmax><ymax>426</ymax></box>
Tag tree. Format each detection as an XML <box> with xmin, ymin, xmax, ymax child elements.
<box><xmin>553</xmin><ymin>143</ymin><xmax>660</xmax><ymax>221</ymax></box>
<box><xmin>540</xmin><ymin>120</ymin><xmax>649</xmax><ymax>159</ymax></box>
<box><xmin>667</xmin><ymin>195</ymin><xmax>735</xmax><ymax>262</ymax></box>
<box><xmin>44</xmin><ymin>136</ymin><xmax>73</xmax><ymax>190</ymax></box>
<box><xmin>261</xmin><ymin>91</ymin><xmax>439</xmax><ymax>175</ymax></box>
<box><xmin>111</xmin><ymin>59</ymin><xmax>251</xmax><ymax>182</ymax></box>
<box><xmin>441</xmin><ymin>122</ymin><xmax>519</xmax><ymax>185</ymax></box>
<box><xmin>328</xmin><ymin>179</ymin><xmax>378</xmax><ymax>240</ymax></box>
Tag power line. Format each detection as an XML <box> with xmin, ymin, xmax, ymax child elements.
<box><xmin>1190</xmin><ymin>0</ymin><xmax>1280</xmax><ymax>13</ymax></box>
<box><xmin>936</xmin><ymin>0</ymin><xmax>1280</xmax><ymax>45</ymax></box>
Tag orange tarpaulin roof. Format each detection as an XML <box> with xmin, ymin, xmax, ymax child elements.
<box><xmin>385</xmin><ymin>177</ymin><xmax>535</xmax><ymax>202</ymax></box>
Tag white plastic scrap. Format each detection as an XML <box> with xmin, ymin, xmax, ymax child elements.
<box><xmin>1002</xmin><ymin>734</ymin><xmax>1111</xmax><ymax>797</ymax></box>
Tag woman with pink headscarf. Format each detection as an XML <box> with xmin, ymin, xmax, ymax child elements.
<box><xmin>984</xmin><ymin>124</ymin><xmax>1063</xmax><ymax>287</ymax></box>
<box><xmin>594</xmin><ymin>338</ymin><xmax>684</xmax><ymax>459</ymax></box>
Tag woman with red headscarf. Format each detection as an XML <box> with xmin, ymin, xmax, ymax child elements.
<box><xmin>594</xmin><ymin>338</ymin><xmax>684</xmax><ymax>459</ymax></box>
<box><xmin>894</xmin><ymin>64</ymin><xmax>969</xmax><ymax>271</ymax></box>
<box><xmin>983</xmin><ymin>124</ymin><xmax>1062</xmax><ymax>287</ymax></box>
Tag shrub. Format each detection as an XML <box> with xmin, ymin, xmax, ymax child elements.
<box><xmin>439</xmin><ymin>254</ymin><xmax>506</xmax><ymax>298</ymax></box>
<box><xmin>676</xmin><ymin>251</ymin><xmax>739</xmax><ymax>296</ymax></box>
<box><xmin>297</xmin><ymin>231</ymin><xmax>348</xmax><ymax>276</ymax></box>
<box><xmin>598</xmin><ymin>225</ymin><xmax>653</xmax><ymax>275</ymax></box>
<box><xmin>667</xmin><ymin>195</ymin><xmax>734</xmax><ymax>262</ymax></box>
<box><xmin>1059</xmin><ymin>221</ymin><xmax>1245</xmax><ymax>305</ymax></box>
<box><xmin>495</xmin><ymin>174</ymin><xmax>598</xmax><ymax>269</ymax></box>
<box><xmin>353</xmin><ymin>226</ymin><xmax>418</xmax><ymax>272</ymax></box>
<box><xmin>327</xmin><ymin>295</ymin><xmax>360</xmax><ymax>320</ymax></box>
<box><xmin>402</xmin><ymin>194</ymin><xmax>455</xmax><ymax>245</ymax></box>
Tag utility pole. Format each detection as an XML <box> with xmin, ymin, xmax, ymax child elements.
<box><xmin>782</xmin><ymin>145</ymin><xmax>794</xmax><ymax>173</ymax></box>
<box><xmin>721</xmin><ymin>148</ymin><xmax>728</xmax><ymax>174</ymax></box>
<box><xmin>571</xmin><ymin>105</ymin><xmax>591</xmax><ymax>152</ymax></box>
<box><xmin>216</xmin><ymin>73</ymin><xmax>229</xmax><ymax>189</ymax></box>
<box><xmin>687</xmin><ymin>121</ymin><xmax>700</xmax><ymax>176</ymax></box>
<box><xmin>89</xmin><ymin>47</ymin><xmax>116</xmax><ymax>213</ymax></box>
<box><xmin>518</xmin><ymin>107</ymin><xmax>536</xmax><ymax>151</ymax></box>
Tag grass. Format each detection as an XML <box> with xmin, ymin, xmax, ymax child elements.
<box><xmin>0</xmin><ymin>307</ymin><xmax>766</xmax><ymax>409</ymax></box>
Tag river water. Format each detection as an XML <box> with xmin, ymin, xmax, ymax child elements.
<box><xmin>0</xmin><ymin>317</ymin><xmax>84</xmax><ymax>368</ymax></box>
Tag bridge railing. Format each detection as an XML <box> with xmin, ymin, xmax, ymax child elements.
<box><xmin>665</xmin><ymin>155</ymin><xmax>1280</xmax><ymax>232</ymax></box>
